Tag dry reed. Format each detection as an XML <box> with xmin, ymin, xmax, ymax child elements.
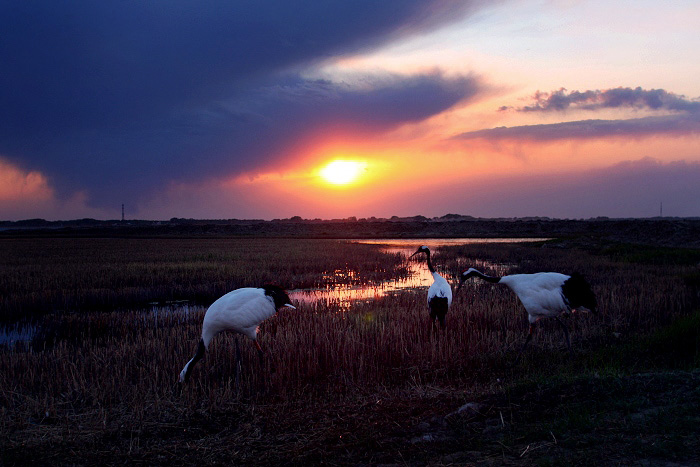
<box><xmin>0</xmin><ymin>238</ymin><xmax>697</xmax><ymax>461</ymax></box>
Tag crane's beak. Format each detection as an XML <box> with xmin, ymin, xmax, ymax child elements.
<box><xmin>409</xmin><ymin>251</ymin><xmax>419</xmax><ymax>258</ymax></box>
<box><xmin>284</xmin><ymin>304</ymin><xmax>296</xmax><ymax>310</ymax></box>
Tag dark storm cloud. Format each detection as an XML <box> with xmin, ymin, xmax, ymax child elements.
<box><xmin>167</xmin><ymin>71</ymin><xmax>481</xmax><ymax>178</ymax></box>
<box><xmin>257</xmin><ymin>73</ymin><xmax>480</xmax><ymax>131</ymax></box>
<box><xmin>21</xmin><ymin>71</ymin><xmax>481</xmax><ymax>206</ymax></box>
<box><xmin>454</xmin><ymin>113</ymin><xmax>700</xmax><ymax>142</ymax></box>
<box><xmin>0</xmin><ymin>0</ymin><xmax>485</xmax><ymax>208</ymax></box>
<box><xmin>503</xmin><ymin>87</ymin><xmax>700</xmax><ymax>113</ymax></box>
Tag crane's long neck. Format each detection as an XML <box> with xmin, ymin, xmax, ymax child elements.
<box><xmin>469</xmin><ymin>268</ymin><xmax>501</xmax><ymax>283</ymax></box>
<box><xmin>424</xmin><ymin>249</ymin><xmax>435</xmax><ymax>274</ymax></box>
<box><xmin>179</xmin><ymin>338</ymin><xmax>206</xmax><ymax>383</ymax></box>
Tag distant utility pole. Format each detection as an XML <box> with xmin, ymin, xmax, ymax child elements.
<box><xmin>122</xmin><ymin>204</ymin><xmax>125</xmax><ymax>222</ymax></box>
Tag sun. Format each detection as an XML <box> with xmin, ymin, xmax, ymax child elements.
<box><xmin>319</xmin><ymin>160</ymin><xmax>366</xmax><ymax>186</ymax></box>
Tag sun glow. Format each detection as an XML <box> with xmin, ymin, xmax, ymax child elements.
<box><xmin>319</xmin><ymin>160</ymin><xmax>366</xmax><ymax>186</ymax></box>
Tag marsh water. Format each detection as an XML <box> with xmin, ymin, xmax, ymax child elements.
<box><xmin>0</xmin><ymin>238</ymin><xmax>548</xmax><ymax>345</ymax></box>
<box><xmin>287</xmin><ymin>238</ymin><xmax>548</xmax><ymax>309</ymax></box>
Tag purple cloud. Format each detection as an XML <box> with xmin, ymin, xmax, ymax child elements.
<box><xmin>461</xmin><ymin>86</ymin><xmax>700</xmax><ymax>142</ymax></box>
<box><xmin>505</xmin><ymin>87</ymin><xmax>700</xmax><ymax>113</ymax></box>
<box><xmin>454</xmin><ymin>113</ymin><xmax>700</xmax><ymax>142</ymax></box>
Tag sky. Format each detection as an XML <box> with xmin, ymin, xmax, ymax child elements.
<box><xmin>1</xmin><ymin>0</ymin><xmax>699</xmax><ymax>220</ymax></box>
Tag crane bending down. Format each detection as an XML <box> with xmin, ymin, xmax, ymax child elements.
<box><xmin>410</xmin><ymin>246</ymin><xmax>453</xmax><ymax>328</ymax></box>
<box><xmin>179</xmin><ymin>285</ymin><xmax>295</xmax><ymax>383</ymax></box>
<box><xmin>458</xmin><ymin>268</ymin><xmax>596</xmax><ymax>364</ymax></box>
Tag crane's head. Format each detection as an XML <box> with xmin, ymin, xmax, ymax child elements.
<box><xmin>263</xmin><ymin>284</ymin><xmax>296</xmax><ymax>310</ymax></box>
<box><xmin>456</xmin><ymin>268</ymin><xmax>480</xmax><ymax>291</ymax></box>
<box><xmin>409</xmin><ymin>245</ymin><xmax>430</xmax><ymax>258</ymax></box>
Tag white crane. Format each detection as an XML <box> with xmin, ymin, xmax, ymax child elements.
<box><xmin>179</xmin><ymin>285</ymin><xmax>296</xmax><ymax>383</ymax></box>
<box><xmin>410</xmin><ymin>246</ymin><xmax>453</xmax><ymax>328</ymax></box>
<box><xmin>457</xmin><ymin>268</ymin><xmax>596</xmax><ymax>364</ymax></box>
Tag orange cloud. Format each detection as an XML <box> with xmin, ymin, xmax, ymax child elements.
<box><xmin>0</xmin><ymin>158</ymin><xmax>111</xmax><ymax>220</ymax></box>
<box><xmin>0</xmin><ymin>159</ymin><xmax>53</xmax><ymax>202</ymax></box>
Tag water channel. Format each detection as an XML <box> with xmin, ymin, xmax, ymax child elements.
<box><xmin>0</xmin><ymin>238</ymin><xmax>548</xmax><ymax>346</ymax></box>
<box><xmin>287</xmin><ymin>238</ymin><xmax>547</xmax><ymax>309</ymax></box>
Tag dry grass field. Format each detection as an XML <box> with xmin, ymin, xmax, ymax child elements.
<box><xmin>1</xmin><ymin>237</ymin><xmax>698</xmax><ymax>465</ymax></box>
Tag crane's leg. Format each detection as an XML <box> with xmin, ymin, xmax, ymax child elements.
<box><xmin>252</xmin><ymin>339</ymin><xmax>269</xmax><ymax>394</ymax></box>
<box><xmin>555</xmin><ymin>316</ymin><xmax>573</xmax><ymax>357</ymax></box>
<box><xmin>234</xmin><ymin>337</ymin><xmax>242</xmax><ymax>392</ymax></box>
<box><xmin>436</xmin><ymin>308</ymin><xmax>447</xmax><ymax>330</ymax></box>
<box><xmin>254</xmin><ymin>340</ymin><xmax>264</xmax><ymax>365</ymax></box>
<box><xmin>510</xmin><ymin>324</ymin><xmax>535</xmax><ymax>368</ymax></box>
<box><xmin>429</xmin><ymin>311</ymin><xmax>438</xmax><ymax>335</ymax></box>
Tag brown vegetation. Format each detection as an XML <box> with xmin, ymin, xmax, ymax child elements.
<box><xmin>1</xmin><ymin>238</ymin><xmax>698</xmax><ymax>465</ymax></box>
<box><xmin>0</xmin><ymin>238</ymin><xmax>405</xmax><ymax>321</ymax></box>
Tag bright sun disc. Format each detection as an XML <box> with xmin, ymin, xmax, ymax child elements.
<box><xmin>320</xmin><ymin>160</ymin><xmax>365</xmax><ymax>185</ymax></box>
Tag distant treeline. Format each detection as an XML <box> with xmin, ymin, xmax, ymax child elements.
<box><xmin>1</xmin><ymin>216</ymin><xmax>699</xmax><ymax>248</ymax></box>
<box><xmin>0</xmin><ymin>213</ymin><xmax>562</xmax><ymax>228</ymax></box>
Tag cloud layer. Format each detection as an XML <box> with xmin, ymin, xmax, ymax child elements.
<box><xmin>459</xmin><ymin>86</ymin><xmax>700</xmax><ymax>142</ymax></box>
<box><xmin>454</xmin><ymin>114</ymin><xmax>700</xmax><ymax>142</ymax></box>
<box><xmin>501</xmin><ymin>87</ymin><xmax>700</xmax><ymax>113</ymax></box>
<box><xmin>0</xmin><ymin>1</ymin><xmax>484</xmax><ymax>209</ymax></box>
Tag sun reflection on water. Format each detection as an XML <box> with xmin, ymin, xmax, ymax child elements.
<box><xmin>0</xmin><ymin>238</ymin><xmax>547</xmax><ymax>345</ymax></box>
<box><xmin>288</xmin><ymin>238</ymin><xmax>547</xmax><ymax>311</ymax></box>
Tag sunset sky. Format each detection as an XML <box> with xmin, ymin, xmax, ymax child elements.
<box><xmin>1</xmin><ymin>0</ymin><xmax>699</xmax><ymax>220</ymax></box>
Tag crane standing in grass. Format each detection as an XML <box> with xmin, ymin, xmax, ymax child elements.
<box><xmin>457</xmin><ymin>268</ymin><xmax>596</xmax><ymax>365</ymax></box>
<box><xmin>179</xmin><ymin>285</ymin><xmax>296</xmax><ymax>384</ymax></box>
<box><xmin>410</xmin><ymin>245</ymin><xmax>453</xmax><ymax>329</ymax></box>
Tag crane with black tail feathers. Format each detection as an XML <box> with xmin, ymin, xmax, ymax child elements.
<box><xmin>410</xmin><ymin>246</ymin><xmax>453</xmax><ymax>329</ymax></box>
<box><xmin>457</xmin><ymin>268</ymin><xmax>596</xmax><ymax>365</ymax></box>
<box><xmin>179</xmin><ymin>285</ymin><xmax>296</xmax><ymax>384</ymax></box>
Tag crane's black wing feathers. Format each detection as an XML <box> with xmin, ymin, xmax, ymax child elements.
<box><xmin>561</xmin><ymin>273</ymin><xmax>597</xmax><ymax>312</ymax></box>
<box><xmin>429</xmin><ymin>296</ymin><xmax>449</xmax><ymax>324</ymax></box>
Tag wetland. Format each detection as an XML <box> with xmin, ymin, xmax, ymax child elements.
<box><xmin>1</xmin><ymin>228</ymin><xmax>699</xmax><ymax>465</ymax></box>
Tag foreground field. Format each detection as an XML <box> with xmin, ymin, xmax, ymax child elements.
<box><xmin>1</xmin><ymin>238</ymin><xmax>699</xmax><ymax>465</ymax></box>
